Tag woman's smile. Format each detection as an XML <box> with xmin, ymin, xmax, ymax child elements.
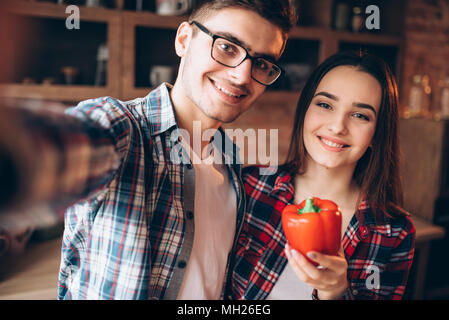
<box><xmin>317</xmin><ymin>135</ymin><xmax>350</xmax><ymax>151</ymax></box>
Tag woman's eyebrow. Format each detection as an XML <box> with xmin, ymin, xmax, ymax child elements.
<box><xmin>314</xmin><ymin>91</ymin><xmax>338</xmax><ymax>101</ymax></box>
<box><xmin>353</xmin><ymin>102</ymin><xmax>377</xmax><ymax>116</ymax></box>
<box><xmin>314</xmin><ymin>91</ymin><xmax>377</xmax><ymax>115</ymax></box>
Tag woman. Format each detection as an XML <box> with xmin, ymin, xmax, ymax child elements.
<box><xmin>229</xmin><ymin>52</ymin><xmax>416</xmax><ymax>300</ymax></box>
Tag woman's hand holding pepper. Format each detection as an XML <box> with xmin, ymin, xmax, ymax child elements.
<box><xmin>284</xmin><ymin>242</ymin><xmax>349</xmax><ymax>300</ymax></box>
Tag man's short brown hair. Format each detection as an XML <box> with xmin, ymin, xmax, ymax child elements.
<box><xmin>189</xmin><ymin>0</ymin><xmax>298</xmax><ymax>37</ymax></box>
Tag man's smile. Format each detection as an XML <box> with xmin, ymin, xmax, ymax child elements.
<box><xmin>209</xmin><ymin>77</ymin><xmax>249</xmax><ymax>104</ymax></box>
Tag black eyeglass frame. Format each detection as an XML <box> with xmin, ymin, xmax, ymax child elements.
<box><xmin>189</xmin><ymin>20</ymin><xmax>282</xmax><ymax>86</ymax></box>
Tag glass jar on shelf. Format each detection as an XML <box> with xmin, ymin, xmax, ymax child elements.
<box><xmin>351</xmin><ymin>1</ymin><xmax>364</xmax><ymax>33</ymax></box>
<box><xmin>404</xmin><ymin>74</ymin><xmax>432</xmax><ymax>118</ymax></box>
<box><xmin>333</xmin><ymin>0</ymin><xmax>351</xmax><ymax>31</ymax></box>
<box><xmin>405</xmin><ymin>75</ymin><xmax>425</xmax><ymax>118</ymax></box>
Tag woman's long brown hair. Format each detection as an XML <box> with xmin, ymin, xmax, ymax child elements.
<box><xmin>285</xmin><ymin>51</ymin><xmax>405</xmax><ymax>221</ymax></box>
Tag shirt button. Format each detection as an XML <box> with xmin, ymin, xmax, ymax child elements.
<box><xmin>187</xmin><ymin>211</ymin><xmax>194</xmax><ymax>220</ymax></box>
<box><xmin>352</xmin><ymin>289</ymin><xmax>358</xmax><ymax>296</ymax></box>
<box><xmin>178</xmin><ymin>260</ymin><xmax>187</xmax><ymax>269</ymax></box>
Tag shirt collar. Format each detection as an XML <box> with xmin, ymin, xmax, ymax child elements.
<box><xmin>144</xmin><ymin>83</ymin><xmax>178</xmax><ymax>136</ymax></box>
<box><xmin>270</xmin><ymin>168</ymin><xmax>295</xmax><ymax>197</ymax></box>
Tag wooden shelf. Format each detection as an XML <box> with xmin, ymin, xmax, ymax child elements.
<box><xmin>121</xmin><ymin>87</ymin><xmax>151</xmax><ymax>102</ymax></box>
<box><xmin>0</xmin><ymin>84</ymin><xmax>114</xmax><ymax>102</ymax></box>
<box><xmin>122</xmin><ymin>10</ymin><xmax>187</xmax><ymax>29</ymax></box>
<box><xmin>3</xmin><ymin>0</ymin><xmax>187</xmax><ymax>27</ymax></box>
<box><xmin>289</xmin><ymin>26</ymin><xmax>403</xmax><ymax>63</ymax></box>
<box><xmin>335</xmin><ymin>31</ymin><xmax>402</xmax><ymax>47</ymax></box>
<box><xmin>289</xmin><ymin>26</ymin><xmax>401</xmax><ymax>44</ymax></box>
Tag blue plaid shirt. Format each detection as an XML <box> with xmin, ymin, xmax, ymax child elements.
<box><xmin>57</xmin><ymin>83</ymin><xmax>246</xmax><ymax>299</ymax></box>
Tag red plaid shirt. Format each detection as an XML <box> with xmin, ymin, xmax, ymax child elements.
<box><xmin>228</xmin><ymin>165</ymin><xmax>416</xmax><ymax>300</ymax></box>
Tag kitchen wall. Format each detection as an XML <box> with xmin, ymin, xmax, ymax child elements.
<box><xmin>401</xmin><ymin>0</ymin><xmax>449</xmax><ymax>112</ymax></box>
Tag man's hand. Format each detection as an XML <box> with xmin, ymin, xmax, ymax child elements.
<box><xmin>284</xmin><ymin>242</ymin><xmax>348</xmax><ymax>300</ymax></box>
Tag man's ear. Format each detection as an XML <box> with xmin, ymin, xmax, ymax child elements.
<box><xmin>175</xmin><ymin>21</ymin><xmax>193</xmax><ymax>58</ymax></box>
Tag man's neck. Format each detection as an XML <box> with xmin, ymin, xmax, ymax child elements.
<box><xmin>170</xmin><ymin>82</ymin><xmax>221</xmax><ymax>156</ymax></box>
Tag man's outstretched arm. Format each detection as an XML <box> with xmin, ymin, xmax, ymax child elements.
<box><xmin>0</xmin><ymin>98</ymin><xmax>128</xmax><ymax>212</ymax></box>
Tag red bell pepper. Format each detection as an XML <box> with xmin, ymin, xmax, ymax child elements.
<box><xmin>282</xmin><ymin>197</ymin><xmax>342</xmax><ymax>264</ymax></box>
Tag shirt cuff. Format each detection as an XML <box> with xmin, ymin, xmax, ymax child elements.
<box><xmin>312</xmin><ymin>286</ymin><xmax>355</xmax><ymax>300</ymax></box>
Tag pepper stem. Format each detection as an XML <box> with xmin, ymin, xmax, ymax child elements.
<box><xmin>298</xmin><ymin>197</ymin><xmax>321</xmax><ymax>214</ymax></box>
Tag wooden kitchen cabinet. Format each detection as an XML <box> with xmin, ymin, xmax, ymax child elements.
<box><xmin>0</xmin><ymin>0</ymin><xmax>121</xmax><ymax>102</ymax></box>
<box><xmin>0</xmin><ymin>0</ymin><xmax>406</xmax><ymax>104</ymax></box>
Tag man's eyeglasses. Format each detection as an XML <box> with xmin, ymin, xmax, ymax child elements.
<box><xmin>190</xmin><ymin>20</ymin><xmax>282</xmax><ymax>86</ymax></box>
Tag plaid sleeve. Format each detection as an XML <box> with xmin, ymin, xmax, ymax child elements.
<box><xmin>0</xmin><ymin>97</ymin><xmax>131</xmax><ymax>210</ymax></box>
<box><xmin>380</xmin><ymin>215</ymin><xmax>416</xmax><ymax>299</ymax></box>
<box><xmin>312</xmin><ymin>215</ymin><xmax>415</xmax><ymax>300</ymax></box>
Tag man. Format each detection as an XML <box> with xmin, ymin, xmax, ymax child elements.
<box><xmin>0</xmin><ymin>0</ymin><xmax>296</xmax><ymax>299</ymax></box>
